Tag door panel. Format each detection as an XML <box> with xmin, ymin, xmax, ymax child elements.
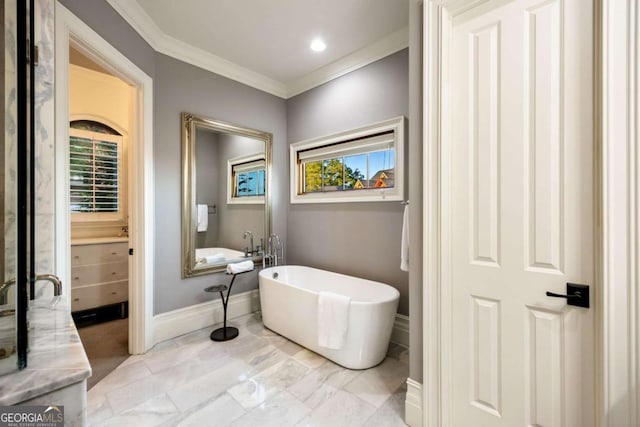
<box><xmin>450</xmin><ymin>0</ymin><xmax>594</xmax><ymax>425</ymax></box>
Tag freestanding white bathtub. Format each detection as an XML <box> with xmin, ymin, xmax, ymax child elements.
<box><xmin>258</xmin><ymin>265</ymin><xmax>399</xmax><ymax>369</ymax></box>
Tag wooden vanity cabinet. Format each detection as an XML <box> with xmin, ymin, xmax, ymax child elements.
<box><xmin>70</xmin><ymin>241</ymin><xmax>128</xmax><ymax>312</ymax></box>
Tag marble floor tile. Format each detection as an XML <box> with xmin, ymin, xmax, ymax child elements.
<box><xmin>106</xmin><ymin>358</ymin><xmax>220</xmax><ymax>414</ymax></box>
<box><xmin>295</xmin><ymin>389</ymin><xmax>376</xmax><ymax>427</ymax></box>
<box><xmin>86</xmin><ymin>393</ymin><xmax>113</xmax><ymax>426</ymax></box>
<box><xmin>387</xmin><ymin>342</ymin><xmax>410</xmax><ymax>365</ymax></box>
<box><xmin>343</xmin><ymin>356</ymin><xmax>409</xmax><ymax>408</ymax></box>
<box><xmin>167</xmin><ymin>359</ymin><xmax>252</xmax><ymax>412</ymax></box>
<box><xmin>239</xmin><ymin>341</ymin><xmax>289</xmax><ymax>374</ymax></box>
<box><xmin>94</xmin><ymin>394</ymin><xmax>179</xmax><ymax>427</ymax></box>
<box><xmin>89</xmin><ymin>360</ymin><xmax>152</xmax><ymax>397</ymax></box>
<box><xmin>363</xmin><ymin>384</ymin><xmax>407</xmax><ymax>427</ymax></box>
<box><xmin>143</xmin><ymin>340</ymin><xmax>213</xmax><ymax>374</ymax></box>
<box><xmin>88</xmin><ymin>312</ymin><xmax>409</xmax><ymax>427</ymax></box>
<box><xmin>287</xmin><ymin>360</ymin><xmax>359</xmax><ymax>410</ymax></box>
<box><xmin>230</xmin><ymin>390</ymin><xmax>310</xmax><ymax>427</ymax></box>
<box><xmin>264</xmin><ymin>333</ymin><xmax>305</xmax><ymax>355</ymax></box>
<box><xmin>227</xmin><ymin>358</ymin><xmax>309</xmax><ymax>409</ymax></box>
<box><xmin>293</xmin><ymin>349</ymin><xmax>327</xmax><ymax>369</ymax></box>
<box><xmin>171</xmin><ymin>393</ymin><xmax>246</xmax><ymax>427</ymax></box>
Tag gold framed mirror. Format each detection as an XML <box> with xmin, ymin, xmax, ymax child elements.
<box><xmin>181</xmin><ymin>112</ymin><xmax>272</xmax><ymax>278</ymax></box>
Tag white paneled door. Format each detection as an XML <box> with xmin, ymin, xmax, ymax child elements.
<box><xmin>449</xmin><ymin>0</ymin><xmax>594</xmax><ymax>426</ymax></box>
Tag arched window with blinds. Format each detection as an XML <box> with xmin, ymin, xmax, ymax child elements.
<box><xmin>69</xmin><ymin>120</ymin><xmax>123</xmax><ymax>217</ymax></box>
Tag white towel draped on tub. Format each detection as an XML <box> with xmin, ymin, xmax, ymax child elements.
<box><xmin>317</xmin><ymin>291</ymin><xmax>351</xmax><ymax>350</ymax></box>
<box><xmin>196</xmin><ymin>204</ymin><xmax>208</xmax><ymax>232</ymax></box>
<box><xmin>400</xmin><ymin>203</ymin><xmax>409</xmax><ymax>271</ymax></box>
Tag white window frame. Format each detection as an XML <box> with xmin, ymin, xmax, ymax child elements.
<box><xmin>227</xmin><ymin>152</ymin><xmax>266</xmax><ymax>205</ymax></box>
<box><xmin>69</xmin><ymin>127</ymin><xmax>126</xmax><ymax>222</ymax></box>
<box><xmin>290</xmin><ymin>116</ymin><xmax>406</xmax><ymax>204</ymax></box>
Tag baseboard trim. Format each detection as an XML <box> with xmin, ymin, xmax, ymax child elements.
<box><xmin>153</xmin><ymin>292</ymin><xmax>409</xmax><ymax>350</ymax></box>
<box><xmin>405</xmin><ymin>378</ymin><xmax>423</xmax><ymax>427</ymax></box>
<box><xmin>152</xmin><ymin>289</ymin><xmax>260</xmax><ymax>345</ymax></box>
<box><xmin>391</xmin><ymin>314</ymin><xmax>410</xmax><ymax>347</ymax></box>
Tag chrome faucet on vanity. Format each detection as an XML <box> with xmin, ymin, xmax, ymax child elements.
<box><xmin>0</xmin><ymin>274</ymin><xmax>62</xmax><ymax>312</ymax></box>
<box><xmin>34</xmin><ymin>274</ymin><xmax>62</xmax><ymax>298</ymax></box>
<box><xmin>0</xmin><ymin>279</ymin><xmax>16</xmax><ymax>305</ymax></box>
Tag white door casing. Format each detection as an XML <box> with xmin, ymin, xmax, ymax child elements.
<box><xmin>55</xmin><ymin>3</ymin><xmax>155</xmax><ymax>353</ymax></box>
<box><xmin>423</xmin><ymin>0</ymin><xmax>595</xmax><ymax>426</ymax></box>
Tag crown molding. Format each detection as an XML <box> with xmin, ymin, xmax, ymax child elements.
<box><xmin>106</xmin><ymin>0</ymin><xmax>288</xmax><ymax>98</ymax></box>
<box><xmin>286</xmin><ymin>26</ymin><xmax>409</xmax><ymax>98</ymax></box>
<box><xmin>106</xmin><ymin>0</ymin><xmax>408</xmax><ymax>99</ymax></box>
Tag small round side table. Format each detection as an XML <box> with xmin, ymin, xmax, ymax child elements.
<box><xmin>204</xmin><ymin>269</ymin><xmax>253</xmax><ymax>341</ymax></box>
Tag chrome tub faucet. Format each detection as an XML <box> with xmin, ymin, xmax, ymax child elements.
<box><xmin>243</xmin><ymin>230</ymin><xmax>254</xmax><ymax>256</ymax></box>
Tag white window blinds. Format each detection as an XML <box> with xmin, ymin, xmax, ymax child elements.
<box><xmin>297</xmin><ymin>132</ymin><xmax>394</xmax><ymax>163</ymax></box>
<box><xmin>69</xmin><ymin>129</ymin><xmax>122</xmax><ymax>213</ymax></box>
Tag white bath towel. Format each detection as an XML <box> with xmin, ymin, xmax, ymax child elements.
<box><xmin>227</xmin><ymin>260</ymin><xmax>254</xmax><ymax>274</ymax></box>
<box><xmin>200</xmin><ymin>253</ymin><xmax>225</xmax><ymax>264</ymax></box>
<box><xmin>400</xmin><ymin>204</ymin><xmax>409</xmax><ymax>271</ymax></box>
<box><xmin>196</xmin><ymin>204</ymin><xmax>208</xmax><ymax>232</ymax></box>
<box><xmin>317</xmin><ymin>291</ymin><xmax>351</xmax><ymax>350</ymax></box>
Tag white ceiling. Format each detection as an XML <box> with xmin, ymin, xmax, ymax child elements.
<box><xmin>107</xmin><ymin>0</ymin><xmax>409</xmax><ymax>98</ymax></box>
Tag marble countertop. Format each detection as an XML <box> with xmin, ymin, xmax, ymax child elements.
<box><xmin>71</xmin><ymin>236</ymin><xmax>129</xmax><ymax>245</ymax></box>
<box><xmin>0</xmin><ymin>299</ymin><xmax>91</xmax><ymax>405</ymax></box>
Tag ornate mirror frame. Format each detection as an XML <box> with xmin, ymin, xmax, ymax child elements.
<box><xmin>181</xmin><ymin>112</ymin><xmax>272</xmax><ymax>278</ymax></box>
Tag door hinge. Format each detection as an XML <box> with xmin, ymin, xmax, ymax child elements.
<box><xmin>129</xmin><ymin>248</ymin><xmax>134</xmax><ymax>256</ymax></box>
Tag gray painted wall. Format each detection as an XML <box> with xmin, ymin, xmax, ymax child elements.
<box><xmin>154</xmin><ymin>53</ymin><xmax>287</xmax><ymax>314</ymax></box>
<box><xmin>216</xmin><ymin>134</ymin><xmax>265</xmax><ymax>251</ymax></box>
<box><xmin>286</xmin><ymin>49</ymin><xmax>410</xmax><ymax>315</ymax></box>
<box><xmin>408</xmin><ymin>0</ymin><xmax>424</xmax><ymax>382</ymax></box>
<box><xmin>195</xmin><ymin>129</ymin><xmax>220</xmax><ymax>249</ymax></box>
<box><xmin>58</xmin><ymin>1</ymin><xmax>288</xmax><ymax>315</ymax></box>
<box><xmin>57</xmin><ymin>2</ymin><xmax>414</xmax><ymax>326</ymax></box>
<box><xmin>59</xmin><ymin>0</ymin><xmax>155</xmax><ymax>78</ymax></box>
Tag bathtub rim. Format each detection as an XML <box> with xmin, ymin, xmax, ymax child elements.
<box><xmin>259</xmin><ymin>265</ymin><xmax>400</xmax><ymax>306</ymax></box>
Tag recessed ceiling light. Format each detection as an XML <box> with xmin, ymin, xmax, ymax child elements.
<box><xmin>310</xmin><ymin>38</ymin><xmax>327</xmax><ymax>52</ymax></box>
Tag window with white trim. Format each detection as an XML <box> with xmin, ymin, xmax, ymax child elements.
<box><xmin>69</xmin><ymin>121</ymin><xmax>124</xmax><ymax>219</ymax></box>
<box><xmin>233</xmin><ymin>159</ymin><xmax>266</xmax><ymax>198</ymax></box>
<box><xmin>227</xmin><ymin>153</ymin><xmax>266</xmax><ymax>204</ymax></box>
<box><xmin>290</xmin><ymin>117</ymin><xmax>405</xmax><ymax>203</ymax></box>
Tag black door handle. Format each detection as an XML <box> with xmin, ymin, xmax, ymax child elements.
<box><xmin>545</xmin><ymin>291</ymin><xmax>582</xmax><ymax>299</ymax></box>
<box><xmin>546</xmin><ymin>283</ymin><xmax>590</xmax><ymax>308</ymax></box>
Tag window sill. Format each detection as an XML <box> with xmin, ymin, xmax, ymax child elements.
<box><xmin>290</xmin><ymin>188</ymin><xmax>402</xmax><ymax>204</ymax></box>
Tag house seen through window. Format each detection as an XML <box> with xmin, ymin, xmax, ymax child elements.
<box><xmin>300</xmin><ymin>132</ymin><xmax>395</xmax><ymax>194</ymax></box>
<box><xmin>69</xmin><ymin>120</ymin><xmax>122</xmax><ymax>214</ymax></box>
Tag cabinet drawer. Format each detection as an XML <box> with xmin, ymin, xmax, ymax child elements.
<box><xmin>71</xmin><ymin>242</ymin><xmax>128</xmax><ymax>266</ymax></box>
<box><xmin>71</xmin><ymin>262</ymin><xmax>128</xmax><ymax>288</ymax></box>
<box><xmin>71</xmin><ymin>281</ymin><xmax>128</xmax><ymax>312</ymax></box>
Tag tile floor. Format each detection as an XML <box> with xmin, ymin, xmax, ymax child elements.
<box><xmin>87</xmin><ymin>312</ymin><xmax>408</xmax><ymax>426</ymax></box>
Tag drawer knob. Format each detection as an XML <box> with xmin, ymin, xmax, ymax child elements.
<box><xmin>112</xmin><ymin>272</ymin><xmax>116</xmax><ymax>275</ymax></box>
<box><xmin>111</xmin><ymin>292</ymin><xmax>117</xmax><ymax>295</ymax></box>
<box><xmin>74</xmin><ymin>276</ymin><xmax>79</xmax><ymax>280</ymax></box>
<box><xmin>74</xmin><ymin>256</ymin><xmax>80</xmax><ymax>259</ymax></box>
<box><xmin>111</xmin><ymin>252</ymin><xmax>117</xmax><ymax>255</ymax></box>
<box><xmin>74</xmin><ymin>298</ymin><xmax>79</xmax><ymax>301</ymax></box>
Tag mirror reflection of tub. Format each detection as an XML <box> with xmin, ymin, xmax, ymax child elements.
<box><xmin>194</xmin><ymin>247</ymin><xmax>247</xmax><ymax>268</ymax></box>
